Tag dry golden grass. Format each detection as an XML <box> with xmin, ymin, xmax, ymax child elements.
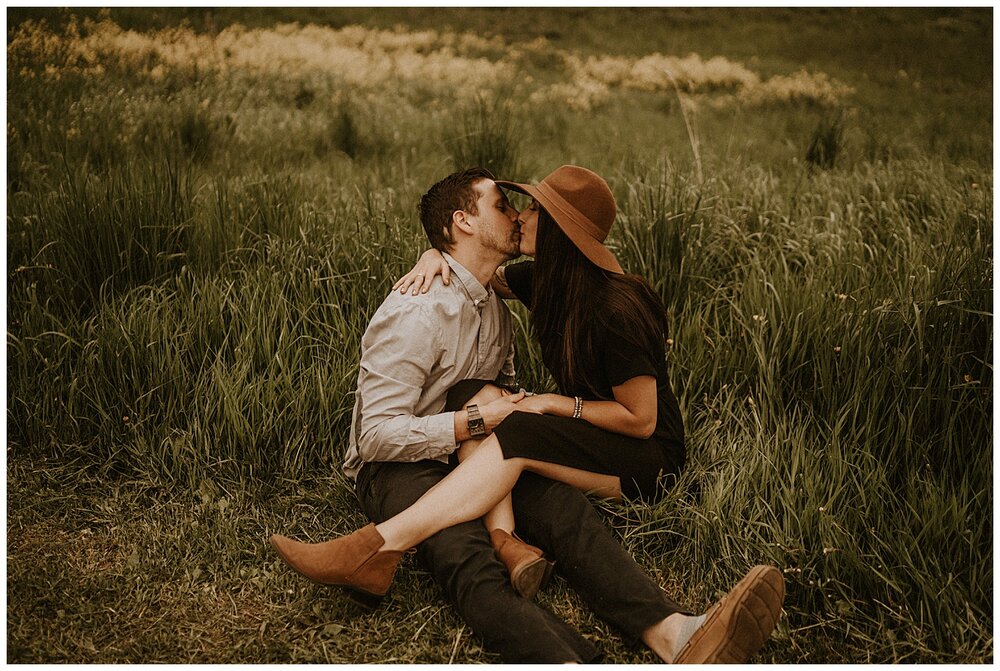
<box><xmin>11</xmin><ymin>17</ymin><xmax>852</xmax><ymax>112</ymax></box>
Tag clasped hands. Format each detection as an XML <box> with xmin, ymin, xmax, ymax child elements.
<box><xmin>477</xmin><ymin>389</ymin><xmax>554</xmax><ymax>432</ymax></box>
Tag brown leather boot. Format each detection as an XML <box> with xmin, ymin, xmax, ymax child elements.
<box><xmin>270</xmin><ymin>523</ymin><xmax>404</xmax><ymax>607</ymax></box>
<box><xmin>489</xmin><ymin>528</ymin><xmax>554</xmax><ymax>600</ymax></box>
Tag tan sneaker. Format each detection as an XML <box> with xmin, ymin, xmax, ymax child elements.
<box><xmin>270</xmin><ymin>523</ymin><xmax>404</xmax><ymax>608</ymax></box>
<box><xmin>674</xmin><ymin>565</ymin><xmax>785</xmax><ymax>664</ymax></box>
<box><xmin>489</xmin><ymin>528</ymin><xmax>554</xmax><ymax>600</ymax></box>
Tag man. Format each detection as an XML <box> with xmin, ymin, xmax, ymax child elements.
<box><xmin>277</xmin><ymin>168</ymin><xmax>783</xmax><ymax>663</ymax></box>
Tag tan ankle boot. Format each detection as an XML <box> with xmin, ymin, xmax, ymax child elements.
<box><xmin>270</xmin><ymin>523</ymin><xmax>404</xmax><ymax>606</ymax></box>
<box><xmin>489</xmin><ymin>528</ymin><xmax>554</xmax><ymax>600</ymax></box>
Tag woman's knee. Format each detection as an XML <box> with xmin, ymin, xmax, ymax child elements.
<box><xmin>462</xmin><ymin>435</ymin><xmax>521</xmax><ymax>475</ymax></box>
<box><xmin>456</xmin><ymin>437</ymin><xmax>480</xmax><ymax>461</ymax></box>
<box><xmin>458</xmin><ymin>431</ymin><xmax>505</xmax><ymax>463</ymax></box>
<box><xmin>455</xmin><ymin>386</ymin><xmax>507</xmax><ymax>462</ymax></box>
<box><xmin>466</xmin><ymin>383</ymin><xmax>508</xmax><ymax>406</ymax></box>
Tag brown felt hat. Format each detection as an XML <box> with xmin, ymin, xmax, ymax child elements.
<box><xmin>497</xmin><ymin>165</ymin><xmax>623</xmax><ymax>274</ymax></box>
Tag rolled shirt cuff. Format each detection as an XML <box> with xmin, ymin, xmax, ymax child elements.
<box><xmin>425</xmin><ymin>410</ymin><xmax>458</xmax><ymax>456</ymax></box>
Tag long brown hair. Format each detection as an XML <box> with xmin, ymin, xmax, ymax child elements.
<box><xmin>530</xmin><ymin>208</ymin><xmax>668</xmax><ymax>398</ymax></box>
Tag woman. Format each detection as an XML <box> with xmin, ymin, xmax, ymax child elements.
<box><xmin>271</xmin><ymin>165</ymin><xmax>685</xmax><ymax>602</ymax></box>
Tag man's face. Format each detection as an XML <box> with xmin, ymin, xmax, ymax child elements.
<box><xmin>467</xmin><ymin>179</ymin><xmax>521</xmax><ymax>259</ymax></box>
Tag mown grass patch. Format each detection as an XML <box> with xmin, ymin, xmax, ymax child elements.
<box><xmin>10</xmin><ymin>453</ymin><xmax>853</xmax><ymax>663</ymax></box>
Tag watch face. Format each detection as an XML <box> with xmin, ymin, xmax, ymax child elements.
<box><xmin>467</xmin><ymin>404</ymin><xmax>486</xmax><ymax>437</ymax></box>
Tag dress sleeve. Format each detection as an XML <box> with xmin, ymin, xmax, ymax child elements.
<box><xmin>501</xmin><ymin>261</ymin><xmax>534</xmax><ymax>306</ymax></box>
<box><xmin>602</xmin><ymin>315</ymin><xmax>661</xmax><ymax>388</ymax></box>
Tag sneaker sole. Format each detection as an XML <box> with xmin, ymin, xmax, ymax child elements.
<box><xmin>674</xmin><ymin>565</ymin><xmax>785</xmax><ymax>664</ymax></box>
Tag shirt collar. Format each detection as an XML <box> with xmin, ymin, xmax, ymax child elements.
<box><xmin>443</xmin><ymin>252</ymin><xmax>493</xmax><ymax>309</ymax></box>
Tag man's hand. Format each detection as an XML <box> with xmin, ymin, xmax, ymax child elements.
<box><xmin>453</xmin><ymin>389</ymin><xmax>547</xmax><ymax>442</ymax></box>
<box><xmin>478</xmin><ymin>389</ymin><xmax>527</xmax><ymax>430</ymax></box>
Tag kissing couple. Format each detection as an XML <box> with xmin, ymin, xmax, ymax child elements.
<box><xmin>272</xmin><ymin>165</ymin><xmax>785</xmax><ymax>663</ymax></box>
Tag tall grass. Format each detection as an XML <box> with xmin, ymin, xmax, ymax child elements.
<box><xmin>9</xmin><ymin>165</ymin><xmax>429</xmax><ymax>489</ymax></box>
<box><xmin>608</xmin><ymin>157</ymin><xmax>991</xmax><ymax>661</ymax></box>
<box><xmin>7</xmin><ymin>12</ymin><xmax>991</xmax><ymax>663</ymax></box>
<box><xmin>444</xmin><ymin>93</ymin><xmax>527</xmax><ymax>178</ymax></box>
<box><xmin>805</xmin><ymin>113</ymin><xmax>845</xmax><ymax>169</ymax></box>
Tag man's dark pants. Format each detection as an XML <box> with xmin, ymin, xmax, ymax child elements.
<box><xmin>355</xmin><ymin>460</ymin><xmax>684</xmax><ymax>663</ymax></box>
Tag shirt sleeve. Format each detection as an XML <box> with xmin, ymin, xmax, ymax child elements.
<box><xmin>497</xmin><ymin>338</ymin><xmax>516</xmax><ymax>387</ymax></box>
<box><xmin>353</xmin><ymin>299</ymin><xmax>458</xmax><ymax>463</ymax></box>
<box><xmin>602</xmin><ymin>315</ymin><xmax>661</xmax><ymax>388</ymax></box>
<box><xmin>502</xmin><ymin>261</ymin><xmax>534</xmax><ymax>306</ymax></box>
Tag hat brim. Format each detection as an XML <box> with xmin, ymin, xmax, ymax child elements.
<box><xmin>496</xmin><ymin>180</ymin><xmax>624</xmax><ymax>274</ymax></box>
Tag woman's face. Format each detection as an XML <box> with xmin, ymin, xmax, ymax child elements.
<box><xmin>517</xmin><ymin>199</ymin><xmax>539</xmax><ymax>257</ymax></box>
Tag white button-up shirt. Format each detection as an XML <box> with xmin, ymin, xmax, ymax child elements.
<box><xmin>343</xmin><ymin>254</ymin><xmax>515</xmax><ymax>480</ymax></box>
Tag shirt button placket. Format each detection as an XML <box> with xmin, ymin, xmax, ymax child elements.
<box><xmin>476</xmin><ymin>297</ymin><xmax>488</xmax><ymax>371</ymax></box>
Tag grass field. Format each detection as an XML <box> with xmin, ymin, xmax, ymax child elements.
<box><xmin>6</xmin><ymin>7</ymin><xmax>992</xmax><ymax>663</ymax></box>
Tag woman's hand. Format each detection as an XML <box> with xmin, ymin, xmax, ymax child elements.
<box><xmin>512</xmin><ymin>393</ymin><xmax>552</xmax><ymax>415</ymax></box>
<box><xmin>510</xmin><ymin>382</ymin><xmax>658</xmax><ymax>439</ymax></box>
<box><xmin>393</xmin><ymin>248</ymin><xmax>450</xmax><ymax>295</ymax></box>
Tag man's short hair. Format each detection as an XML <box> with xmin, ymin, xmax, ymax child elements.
<box><xmin>418</xmin><ymin>167</ymin><xmax>495</xmax><ymax>252</ymax></box>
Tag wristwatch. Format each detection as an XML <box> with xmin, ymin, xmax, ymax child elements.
<box><xmin>466</xmin><ymin>404</ymin><xmax>487</xmax><ymax>438</ymax></box>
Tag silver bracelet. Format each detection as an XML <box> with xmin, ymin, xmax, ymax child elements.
<box><xmin>572</xmin><ymin>396</ymin><xmax>583</xmax><ymax>419</ymax></box>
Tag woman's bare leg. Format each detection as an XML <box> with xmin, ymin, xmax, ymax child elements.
<box><xmin>375</xmin><ymin>434</ymin><xmax>518</xmax><ymax>550</ymax></box>
<box><xmin>457</xmin><ymin>436</ymin><xmax>516</xmax><ymax>533</ymax></box>
<box><xmin>374</xmin><ymin>436</ymin><xmax>620</xmax><ymax>552</ymax></box>
<box><xmin>483</xmin><ymin>494</ymin><xmax>516</xmax><ymax>533</ymax></box>
<box><xmin>455</xmin><ymin>384</ymin><xmax>518</xmax><ymax>534</ymax></box>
